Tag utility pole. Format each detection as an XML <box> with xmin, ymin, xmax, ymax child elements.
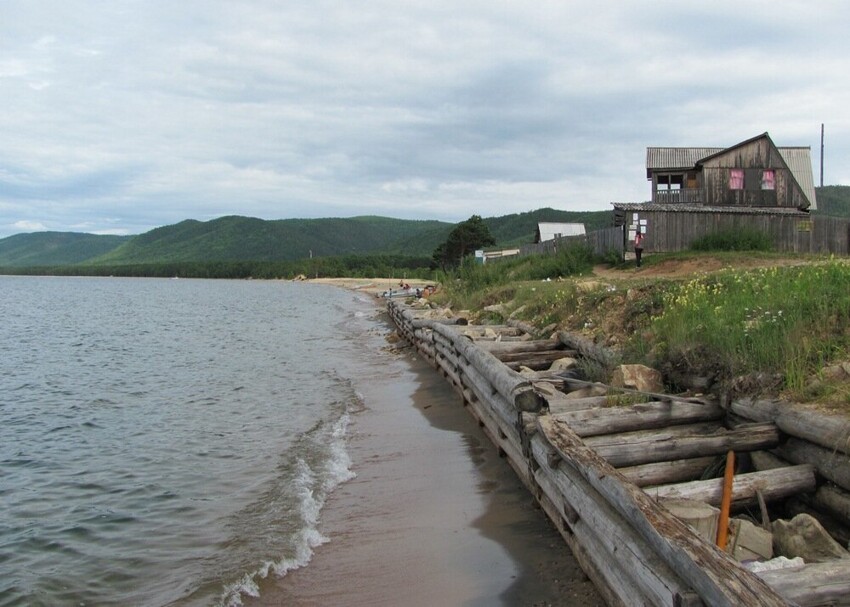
<box><xmin>820</xmin><ymin>123</ymin><xmax>824</xmax><ymax>188</ymax></box>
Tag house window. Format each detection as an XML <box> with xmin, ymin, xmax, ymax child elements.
<box><xmin>730</xmin><ymin>169</ymin><xmax>744</xmax><ymax>190</ymax></box>
<box><xmin>761</xmin><ymin>170</ymin><xmax>775</xmax><ymax>190</ymax></box>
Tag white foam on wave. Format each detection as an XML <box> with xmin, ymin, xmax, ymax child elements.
<box><xmin>217</xmin><ymin>407</ymin><xmax>357</xmax><ymax>607</ymax></box>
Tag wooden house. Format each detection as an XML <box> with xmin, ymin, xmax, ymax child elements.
<box><xmin>612</xmin><ymin>132</ymin><xmax>849</xmax><ymax>255</ymax></box>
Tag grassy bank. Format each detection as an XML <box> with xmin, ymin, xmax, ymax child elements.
<box><xmin>432</xmin><ymin>249</ymin><xmax>850</xmax><ymax>409</ymax></box>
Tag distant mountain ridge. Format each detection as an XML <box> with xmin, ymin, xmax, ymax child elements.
<box><xmin>4</xmin><ymin>186</ymin><xmax>847</xmax><ymax>268</ymax></box>
<box><xmin>0</xmin><ymin>209</ymin><xmax>612</xmax><ymax>267</ymax></box>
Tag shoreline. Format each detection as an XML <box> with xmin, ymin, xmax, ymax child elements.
<box><xmin>246</xmin><ymin>288</ymin><xmax>602</xmax><ymax>606</ymax></box>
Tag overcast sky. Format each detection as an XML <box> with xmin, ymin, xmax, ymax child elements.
<box><xmin>1</xmin><ymin>1</ymin><xmax>848</xmax><ymax>238</ymax></box>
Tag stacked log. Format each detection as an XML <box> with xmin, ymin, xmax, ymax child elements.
<box><xmin>386</xmin><ymin>301</ymin><xmax>847</xmax><ymax>606</ymax></box>
<box><xmin>731</xmin><ymin>398</ymin><xmax>850</xmax><ymax>535</ymax></box>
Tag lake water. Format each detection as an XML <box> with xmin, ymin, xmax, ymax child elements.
<box><xmin>0</xmin><ymin>276</ymin><xmax>386</xmax><ymax>607</ymax></box>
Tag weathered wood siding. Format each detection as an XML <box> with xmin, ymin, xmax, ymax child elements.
<box><xmin>631</xmin><ymin>211</ymin><xmax>849</xmax><ymax>255</ymax></box>
<box><xmin>699</xmin><ymin>137</ymin><xmax>806</xmax><ymax>209</ymax></box>
<box><xmin>518</xmin><ymin>226</ymin><xmax>623</xmax><ymax>258</ymax></box>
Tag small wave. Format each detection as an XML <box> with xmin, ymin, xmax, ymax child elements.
<box><xmin>216</xmin><ymin>395</ymin><xmax>358</xmax><ymax>607</ymax></box>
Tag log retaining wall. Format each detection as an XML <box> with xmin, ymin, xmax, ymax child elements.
<box><xmin>387</xmin><ymin>300</ymin><xmax>850</xmax><ymax>607</ymax></box>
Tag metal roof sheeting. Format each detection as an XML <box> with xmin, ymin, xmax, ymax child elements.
<box><xmin>611</xmin><ymin>203</ymin><xmax>810</xmax><ymax>216</ymax></box>
<box><xmin>537</xmin><ymin>222</ymin><xmax>585</xmax><ymax>242</ymax></box>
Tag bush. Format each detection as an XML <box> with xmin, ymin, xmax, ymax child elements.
<box><xmin>690</xmin><ymin>228</ymin><xmax>773</xmax><ymax>252</ymax></box>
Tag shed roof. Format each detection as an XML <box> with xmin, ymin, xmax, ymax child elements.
<box><xmin>536</xmin><ymin>222</ymin><xmax>586</xmax><ymax>242</ymax></box>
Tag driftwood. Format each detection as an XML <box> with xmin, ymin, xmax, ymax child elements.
<box><xmin>756</xmin><ymin>560</ymin><xmax>850</xmax><ymax>607</ymax></box>
<box><xmin>619</xmin><ymin>457</ymin><xmax>720</xmax><ymax>488</ymax></box>
<box><xmin>777</xmin><ymin>437</ymin><xmax>850</xmax><ymax>493</ymax></box>
<box><xmin>731</xmin><ymin>398</ymin><xmax>850</xmax><ymax>456</ymax></box>
<box><xmin>645</xmin><ymin>465</ymin><xmax>817</xmax><ymax>508</ymax></box>
<box><xmin>552</xmin><ymin>400</ymin><xmax>725</xmax><ymax>438</ymax></box>
<box><xmin>583</xmin><ymin>422</ymin><xmax>780</xmax><ymax>468</ymax></box>
<box><xmin>536</xmin><ymin>416</ymin><xmax>788</xmax><ymax>607</ymax></box>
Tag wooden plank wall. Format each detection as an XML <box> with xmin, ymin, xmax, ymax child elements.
<box><xmin>518</xmin><ymin>226</ymin><xmax>624</xmax><ymax>258</ymax></box>
<box><xmin>632</xmin><ymin>211</ymin><xmax>849</xmax><ymax>255</ymax></box>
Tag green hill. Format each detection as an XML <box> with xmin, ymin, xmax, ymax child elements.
<box><xmin>0</xmin><ymin>232</ymin><xmax>131</xmax><ymax>267</ymax></box>
<box><xmin>0</xmin><ymin>209</ymin><xmax>614</xmax><ymax>268</ymax></box>
<box><xmin>814</xmin><ymin>185</ymin><xmax>850</xmax><ymax>217</ymax></box>
<box><xmin>91</xmin><ymin>215</ymin><xmax>453</xmax><ymax>264</ymax></box>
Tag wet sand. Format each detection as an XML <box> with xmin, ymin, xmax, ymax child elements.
<box><xmin>247</xmin><ymin>300</ymin><xmax>603</xmax><ymax>606</ymax></box>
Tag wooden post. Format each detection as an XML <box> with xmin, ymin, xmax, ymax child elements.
<box><xmin>716</xmin><ymin>451</ymin><xmax>735</xmax><ymax>550</ymax></box>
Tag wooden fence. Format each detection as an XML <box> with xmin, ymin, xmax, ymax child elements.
<box><xmin>518</xmin><ymin>226</ymin><xmax>624</xmax><ymax>258</ymax></box>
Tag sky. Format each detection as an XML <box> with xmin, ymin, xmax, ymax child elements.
<box><xmin>2</xmin><ymin>1</ymin><xmax>849</xmax><ymax>238</ymax></box>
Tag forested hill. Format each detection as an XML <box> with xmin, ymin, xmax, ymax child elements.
<box><xmin>0</xmin><ymin>209</ymin><xmax>612</xmax><ymax>267</ymax></box>
<box><xmin>0</xmin><ymin>232</ymin><xmax>132</xmax><ymax>267</ymax></box>
<box><xmin>813</xmin><ymin>185</ymin><xmax>850</xmax><ymax>217</ymax></box>
<box><xmin>3</xmin><ymin>185</ymin><xmax>847</xmax><ymax>268</ymax></box>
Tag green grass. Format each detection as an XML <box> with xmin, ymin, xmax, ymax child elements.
<box><xmin>647</xmin><ymin>260</ymin><xmax>850</xmax><ymax>390</ymax></box>
<box><xmin>435</xmin><ymin>250</ymin><xmax>850</xmax><ymax>404</ymax></box>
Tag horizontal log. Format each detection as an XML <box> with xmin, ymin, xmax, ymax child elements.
<box><xmin>557</xmin><ymin>330</ymin><xmax>619</xmax><ymax>369</ymax></box>
<box><xmin>812</xmin><ymin>484</ymin><xmax>850</xmax><ymax>524</ymax></box>
<box><xmin>434</xmin><ymin>322</ymin><xmax>544</xmax><ymax>412</ymax></box>
<box><xmin>505</xmin><ymin>356</ymin><xmax>576</xmax><ymax>371</ymax></box>
<box><xmin>731</xmin><ymin>398</ymin><xmax>850</xmax><ymax>456</ymax></box>
<box><xmin>497</xmin><ymin>349</ymin><xmax>575</xmax><ymax>364</ymax></box>
<box><xmin>476</xmin><ymin>338</ymin><xmax>563</xmax><ymax>354</ymax></box>
<box><xmin>546</xmin><ymin>395</ymin><xmax>612</xmax><ymax>414</ymax></box>
<box><xmin>460</xmin><ymin>324</ymin><xmax>526</xmax><ymax>337</ymax></box>
<box><xmin>553</xmin><ymin>400</ymin><xmax>725</xmax><ymax>438</ymax></box>
<box><xmin>778</xmin><ymin>437</ymin><xmax>850</xmax><ymax>493</ymax></box>
<box><xmin>536</xmin><ymin>416</ymin><xmax>788</xmax><ymax>607</ymax></box>
<box><xmin>530</xmin><ymin>435</ymin><xmax>699</xmax><ymax>606</ymax></box>
<box><xmin>645</xmin><ymin>465</ymin><xmax>817</xmax><ymax>508</ymax></box>
<box><xmin>619</xmin><ymin>457</ymin><xmax>720</xmax><ymax>488</ymax></box>
<box><xmin>756</xmin><ymin>560</ymin><xmax>850</xmax><ymax>607</ymax></box>
<box><xmin>584</xmin><ymin>422</ymin><xmax>780</xmax><ymax>468</ymax></box>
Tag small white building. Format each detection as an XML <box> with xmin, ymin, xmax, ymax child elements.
<box><xmin>535</xmin><ymin>222</ymin><xmax>586</xmax><ymax>243</ymax></box>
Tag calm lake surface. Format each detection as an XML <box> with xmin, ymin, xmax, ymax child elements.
<box><xmin>0</xmin><ymin>276</ymin><xmax>387</xmax><ymax>607</ymax></box>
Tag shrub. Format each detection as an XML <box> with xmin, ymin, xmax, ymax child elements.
<box><xmin>690</xmin><ymin>228</ymin><xmax>773</xmax><ymax>252</ymax></box>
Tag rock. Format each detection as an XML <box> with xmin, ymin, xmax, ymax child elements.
<box><xmin>610</xmin><ymin>364</ymin><xmax>664</xmax><ymax>393</ymax></box>
<box><xmin>548</xmin><ymin>357</ymin><xmax>578</xmax><ymax>373</ymax></box>
<box><xmin>482</xmin><ymin>303</ymin><xmax>506</xmax><ymax>314</ymax></box>
<box><xmin>772</xmin><ymin>513</ymin><xmax>850</xmax><ymax>563</ymax></box>
<box><xmin>508</xmin><ymin>305</ymin><xmax>527</xmax><ymax>320</ymax></box>
<box><xmin>821</xmin><ymin>362</ymin><xmax>850</xmax><ymax>381</ymax></box>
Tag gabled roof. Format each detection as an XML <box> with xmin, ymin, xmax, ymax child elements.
<box><xmin>536</xmin><ymin>222</ymin><xmax>585</xmax><ymax>242</ymax></box>
<box><xmin>646</xmin><ymin>133</ymin><xmax>817</xmax><ymax>209</ymax></box>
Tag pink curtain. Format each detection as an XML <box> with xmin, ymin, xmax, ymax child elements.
<box><xmin>729</xmin><ymin>169</ymin><xmax>744</xmax><ymax>190</ymax></box>
<box><xmin>761</xmin><ymin>170</ymin><xmax>775</xmax><ymax>190</ymax></box>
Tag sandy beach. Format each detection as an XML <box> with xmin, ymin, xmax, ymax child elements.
<box><xmin>246</xmin><ymin>284</ymin><xmax>603</xmax><ymax>606</ymax></box>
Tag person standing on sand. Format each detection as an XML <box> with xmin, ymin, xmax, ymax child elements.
<box><xmin>634</xmin><ymin>228</ymin><xmax>644</xmax><ymax>268</ymax></box>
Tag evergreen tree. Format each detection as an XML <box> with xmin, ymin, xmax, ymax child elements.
<box><xmin>431</xmin><ymin>215</ymin><xmax>495</xmax><ymax>270</ymax></box>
